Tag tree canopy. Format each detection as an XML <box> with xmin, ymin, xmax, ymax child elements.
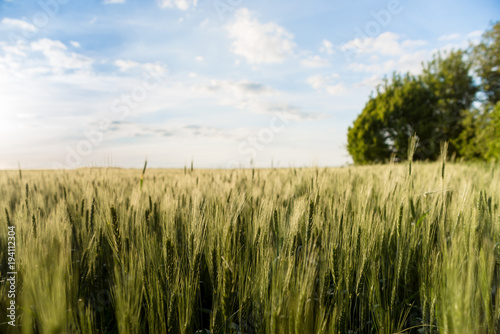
<box><xmin>347</xmin><ymin>21</ymin><xmax>500</xmax><ymax>164</ymax></box>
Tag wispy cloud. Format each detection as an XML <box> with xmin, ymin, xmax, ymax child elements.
<box><xmin>237</xmin><ymin>100</ymin><xmax>327</xmax><ymax>121</ymax></box>
<box><xmin>467</xmin><ymin>30</ymin><xmax>483</xmax><ymax>38</ymax></box>
<box><xmin>325</xmin><ymin>84</ymin><xmax>346</xmax><ymax>96</ymax></box>
<box><xmin>320</xmin><ymin>39</ymin><xmax>334</xmax><ymax>55</ymax></box>
<box><xmin>30</xmin><ymin>38</ymin><xmax>93</xmax><ymax>73</ymax></box>
<box><xmin>306</xmin><ymin>74</ymin><xmax>346</xmax><ymax>96</ymax></box>
<box><xmin>301</xmin><ymin>55</ymin><xmax>330</xmax><ymax>68</ymax></box>
<box><xmin>341</xmin><ymin>32</ymin><xmax>428</xmax><ymax>58</ymax></box>
<box><xmin>192</xmin><ymin>77</ymin><xmax>325</xmax><ymax>120</ymax></box>
<box><xmin>194</xmin><ymin>79</ymin><xmax>275</xmax><ymax>97</ymax></box>
<box><xmin>354</xmin><ymin>75</ymin><xmax>383</xmax><ymax>88</ymax></box>
<box><xmin>225</xmin><ymin>8</ymin><xmax>296</xmax><ymax>64</ymax></box>
<box><xmin>115</xmin><ymin>59</ymin><xmax>167</xmax><ymax>74</ymax></box>
<box><xmin>102</xmin><ymin>120</ymin><xmax>245</xmax><ymax>141</ymax></box>
<box><xmin>115</xmin><ymin>59</ymin><xmax>140</xmax><ymax>72</ymax></box>
<box><xmin>1</xmin><ymin>18</ymin><xmax>37</xmax><ymax>32</ymax></box>
<box><xmin>341</xmin><ymin>32</ymin><xmax>404</xmax><ymax>56</ymax></box>
<box><xmin>438</xmin><ymin>33</ymin><xmax>461</xmax><ymax>41</ymax></box>
<box><xmin>157</xmin><ymin>0</ymin><xmax>197</xmax><ymax>10</ymax></box>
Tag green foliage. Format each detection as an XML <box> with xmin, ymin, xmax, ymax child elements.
<box><xmin>452</xmin><ymin>21</ymin><xmax>500</xmax><ymax>162</ymax></box>
<box><xmin>346</xmin><ymin>96</ymin><xmax>392</xmax><ymax>164</ymax></box>
<box><xmin>348</xmin><ymin>73</ymin><xmax>442</xmax><ymax>163</ymax></box>
<box><xmin>421</xmin><ymin>50</ymin><xmax>478</xmax><ymax>157</ymax></box>
<box><xmin>456</xmin><ymin>101</ymin><xmax>500</xmax><ymax>160</ymax></box>
<box><xmin>0</xmin><ymin>163</ymin><xmax>499</xmax><ymax>333</ymax></box>
<box><xmin>348</xmin><ymin>22</ymin><xmax>500</xmax><ymax>164</ymax></box>
<box><xmin>473</xmin><ymin>22</ymin><xmax>500</xmax><ymax>104</ymax></box>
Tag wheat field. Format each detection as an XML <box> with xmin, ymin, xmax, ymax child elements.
<box><xmin>0</xmin><ymin>157</ymin><xmax>499</xmax><ymax>333</ymax></box>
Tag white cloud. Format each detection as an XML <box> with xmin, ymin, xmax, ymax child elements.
<box><xmin>467</xmin><ymin>30</ymin><xmax>483</xmax><ymax>39</ymax></box>
<box><xmin>306</xmin><ymin>74</ymin><xmax>345</xmax><ymax>96</ymax></box>
<box><xmin>341</xmin><ymin>32</ymin><xmax>428</xmax><ymax>58</ymax></box>
<box><xmin>432</xmin><ymin>41</ymin><xmax>468</xmax><ymax>55</ymax></box>
<box><xmin>30</xmin><ymin>38</ymin><xmax>93</xmax><ymax>72</ymax></box>
<box><xmin>465</xmin><ymin>30</ymin><xmax>483</xmax><ymax>44</ymax></box>
<box><xmin>199</xmin><ymin>18</ymin><xmax>210</xmax><ymax>28</ymax></box>
<box><xmin>402</xmin><ymin>39</ymin><xmax>427</xmax><ymax>48</ymax></box>
<box><xmin>195</xmin><ymin>56</ymin><xmax>204</xmax><ymax>62</ymax></box>
<box><xmin>354</xmin><ymin>75</ymin><xmax>383</xmax><ymax>89</ymax></box>
<box><xmin>341</xmin><ymin>32</ymin><xmax>403</xmax><ymax>56</ymax></box>
<box><xmin>307</xmin><ymin>75</ymin><xmax>328</xmax><ymax>90</ymax></box>
<box><xmin>114</xmin><ymin>59</ymin><xmax>167</xmax><ymax>74</ymax></box>
<box><xmin>325</xmin><ymin>84</ymin><xmax>346</xmax><ymax>96</ymax></box>
<box><xmin>396</xmin><ymin>50</ymin><xmax>429</xmax><ymax>74</ymax></box>
<box><xmin>1</xmin><ymin>18</ymin><xmax>37</xmax><ymax>32</ymax></box>
<box><xmin>103</xmin><ymin>121</ymin><xmax>239</xmax><ymax>141</ymax></box>
<box><xmin>192</xmin><ymin>78</ymin><xmax>324</xmax><ymax>120</ymax></box>
<box><xmin>180</xmin><ymin>125</ymin><xmax>235</xmax><ymax>140</ymax></box>
<box><xmin>351</xmin><ymin>31</ymin><xmax>481</xmax><ymax>88</ymax></box>
<box><xmin>320</xmin><ymin>39</ymin><xmax>334</xmax><ymax>55</ymax></box>
<box><xmin>349</xmin><ymin>50</ymin><xmax>429</xmax><ymax>76</ymax></box>
<box><xmin>103</xmin><ymin>0</ymin><xmax>125</xmax><ymax>3</ymax></box>
<box><xmin>195</xmin><ymin>79</ymin><xmax>275</xmax><ymax>98</ymax></box>
<box><xmin>301</xmin><ymin>55</ymin><xmax>330</xmax><ymax>68</ymax></box>
<box><xmin>225</xmin><ymin>8</ymin><xmax>296</xmax><ymax>64</ymax></box>
<box><xmin>157</xmin><ymin>0</ymin><xmax>197</xmax><ymax>10</ymax></box>
<box><xmin>70</xmin><ymin>41</ymin><xmax>81</xmax><ymax>48</ymax></box>
<box><xmin>236</xmin><ymin>100</ymin><xmax>327</xmax><ymax>120</ymax></box>
<box><xmin>115</xmin><ymin>59</ymin><xmax>140</xmax><ymax>71</ymax></box>
<box><xmin>1</xmin><ymin>40</ymin><xmax>29</xmax><ymax>59</ymax></box>
<box><xmin>341</xmin><ymin>31</ymin><xmax>438</xmax><ymax>80</ymax></box>
<box><xmin>438</xmin><ymin>33</ymin><xmax>461</xmax><ymax>41</ymax></box>
<box><xmin>348</xmin><ymin>61</ymin><xmax>394</xmax><ymax>74</ymax></box>
<box><xmin>143</xmin><ymin>63</ymin><xmax>167</xmax><ymax>75</ymax></box>
<box><xmin>0</xmin><ymin>31</ymin><xmax>337</xmax><ymax>169</ymax></box>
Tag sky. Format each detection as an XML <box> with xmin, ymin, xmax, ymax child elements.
<box><xmin>0</xmin><ymin>0</ymin><xmax>498</xmax><ymax>169</ymax></box>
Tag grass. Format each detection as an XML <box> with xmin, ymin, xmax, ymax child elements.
<box><xmin>0</xmin><ymin>158</ymin><xmax>499</xmax><ymax>333</ymax></box>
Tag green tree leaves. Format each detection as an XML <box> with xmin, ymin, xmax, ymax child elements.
<box><xmin>348</xmin><ymin>73</ymin><xmax>442</xmax><ymax>164</ymax></box>
<box><xmin>348</xmin><ymin>22</ymin><xmax>500</xmax><ymax>164</ymax></box>
<box><xmin>473</xmin><ymin>23</ymin><xmax>500</xmax><ymax>104</ymax></box>
<box><xmin>456</xmin><ymin>102</ymin><xmax>500</xmax><ymax>160</ymax></box>
<box><xmin>421</xmin><ymin>50</ymin><xmax>478</xmax><ymax>157</ymax></box>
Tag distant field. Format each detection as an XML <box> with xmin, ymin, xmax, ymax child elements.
<box><xmin>0</xmin><ymin>161</ymin><xmax>499</xmax><ymax>333</ymax></box>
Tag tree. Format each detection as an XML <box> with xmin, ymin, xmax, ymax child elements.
<box><xmin>347</xmin><ymin>97</ymin><xmax>392</xmax><ymax>165</ymax></box>
<box><xmin>348</xmin><ymin>51</ymin><xmax>477</xmax><ymax>164</ymax></box>
<box><xmin>347</xmin><ymin>73</ymin><xmax>437</xmax><ymax>164</ymax></box>
<box><xmin>487</xmin><ymin>102</ymin><xmax>500</xmax><ymax>159</ymax></box>
<box><xmin>454</xmin><ymin>21</ymin><xmax>500</xmax><ymax>161</ymax></box>
<box><xmin>347</xmin><ymin>22</ymin><xmax>500</xmax><ymax>165</ymax></box>
<box><xmin>421</xmin><ymin>50</ymin><xmax>477</xmax><ymax>157</ymax></box>
<box><xmin>473</xmin><ymin>22</ymin><xmax>500</xmax><ymax>104</ymax></box>
<box><xmin>455</xmin><ymin>102</ymin><xmax>500</xmax><ymax>160</ymax></box>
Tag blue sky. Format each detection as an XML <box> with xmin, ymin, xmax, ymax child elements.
<box><xmin>0</xmin><ymin>0</ymin><xmax>498</xmax><ymax>169</ymax></box>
